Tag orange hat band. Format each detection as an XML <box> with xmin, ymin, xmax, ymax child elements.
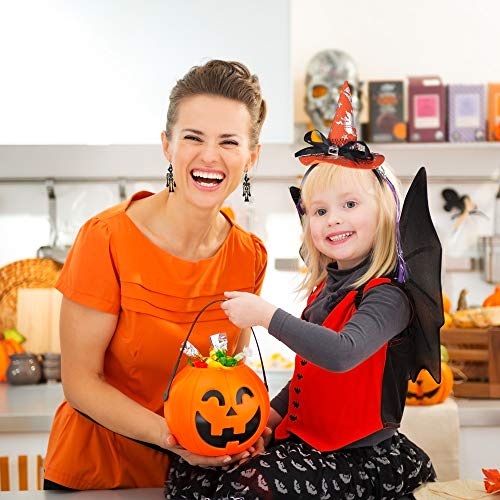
<box><xmin>295</xmin><ymin>130</ymin><xmax>384</xmax><ymax>169</ymax></box>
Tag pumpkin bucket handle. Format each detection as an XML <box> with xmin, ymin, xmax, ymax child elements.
<box><xmin>163</xmin><ymin>299</ymin><xmax>268</xmax><ymax>402</ymax></box>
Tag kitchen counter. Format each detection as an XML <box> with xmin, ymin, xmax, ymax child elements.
<box><xmin>0</xmin><ymin>488</ymin><xmax>163</xmax><ymax>499</ymax></box>
<box><xmin>1</xmin><ymin>380</ymin><xmax>500</xmax><ymax>482</ymax></box>
<box><xmin>2</xmin><ymin>379</ymin><xmax>500</xmax><ymax>432</ymax></box>
<box><xmin>0</xmin><ymin>382</ymin><xmax>63</xmax><ymax>432</ymax></box>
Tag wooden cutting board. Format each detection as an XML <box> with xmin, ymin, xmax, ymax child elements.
<box><xmin>16</xmin><ymin>288</ymin><xmax>62</xmax><ymax>354</ymax></box>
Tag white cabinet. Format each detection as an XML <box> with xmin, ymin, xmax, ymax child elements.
<box><xmin>0</xmin><ymin>0</ymin><xmax>292</xmax><ymax>145</ymax></box>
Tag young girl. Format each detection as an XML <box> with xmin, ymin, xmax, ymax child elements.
<box><xmin>166</xmin><ymin>82</ymin><xmax>441</xmax><ymax>499</ymax></box>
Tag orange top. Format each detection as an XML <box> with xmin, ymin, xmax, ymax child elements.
<box><xmin>43</xmin><ymin>192</ymin><xmax>267</xmax><ymax>490</ymax></box>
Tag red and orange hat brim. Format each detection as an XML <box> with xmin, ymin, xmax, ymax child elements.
<box><xmin>297</xmin><ymin>152</ymin><xmax>385</xmax><ymax>169</ymax></box>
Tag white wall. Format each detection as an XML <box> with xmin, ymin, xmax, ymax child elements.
<box><xmin>292</xmin><ymin>0</ymin><xmax>500</xmax><ymax>123</ymax></box>
<box><xmin>0</xmin><ymin>0</ymin><xmax>292</xmax><ymax>144</ymax></box>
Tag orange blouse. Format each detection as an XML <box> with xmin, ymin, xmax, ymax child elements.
<box><xmin>43</xmin><ymin>191</ymin><xmax>267</xmax><ymax>489</ymax></box>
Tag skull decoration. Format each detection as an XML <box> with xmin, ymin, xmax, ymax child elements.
<box><xmin>305</xmin><ymin>49</ymin><xmax>362</xmax><ymax>137</ymax></box>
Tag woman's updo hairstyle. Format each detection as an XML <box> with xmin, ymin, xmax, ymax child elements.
<box><xmin>165</xmin><ymin>60</ymin><xmax>267</xmax><ymax>150</ymax></box>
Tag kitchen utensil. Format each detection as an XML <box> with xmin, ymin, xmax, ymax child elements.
<box><xmin>16</xmin><ymin>288</ymin><xmax>62</xmax><ymax>354</ymax></box>
<box><xmin>479</xmin><ymin>236</ymin><xmax>500</xmax><ymax>283</ymax></box>
<box><xmin>36</xmin><ymin>179</ymin><xmax>71</xmax><ymax>264</ymax></box>
<box><xmin>0</xmin><ymin>258</ymin><xmax>62</xmax><ymax>331</ymax></box>
<box><xmin>41</xmin><ymin>352</ymin><xmax>61</xmax><ymax>382</ymax></box>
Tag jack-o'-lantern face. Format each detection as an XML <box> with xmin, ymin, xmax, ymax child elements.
<box><xmin>406</xmin><ymin>362</ymin><xmax>453</xmax><ymax>406</ymax></box>
<box><xmin>165</xmin><ymin>364</ymin><xmax>270</xmax><ymax>456</ymax></box>
<box><xmin>195</xmin><ymin>387</ymin><xmax>261</xmax><ymax>447</ymax></box>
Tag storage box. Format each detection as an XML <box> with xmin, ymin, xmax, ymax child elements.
<box><xmin>441</xmin><ymin>327</ymin><xmax>500</xmax><ymax>398</ymax></box>
<box><xmin>368</xmin><ymin>81</ymin><xmax>406</xmax><ymax>142</ymax></box>
<box><xmin>408</xmin><ymin>76</ymin><xmax>446</xmax><ymax>142</ymax></box>
<box><xmin>448</xmin><ymin>84</ymin><xmax>486</xmax><ymax>142</ymax></box>
<box><xmin>488</xmin><ymin>83</ymin><xmax>500</xmax><ymax>141</ymax></box>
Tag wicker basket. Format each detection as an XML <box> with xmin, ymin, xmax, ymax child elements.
<box><xmin>0</xmin><ymin>258</ymin><xmax>63</xmax><ymax>332</ymax></box>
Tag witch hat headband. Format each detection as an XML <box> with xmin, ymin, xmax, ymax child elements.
<box><xmin>293</xmin><ymin>81</ymin><xmax>407</xmax><ymax>283</ymax></box>
<box><xmin>295</xmin><ymin>81</ymin><xmax>384</xmax><ymax>169</ymax></box>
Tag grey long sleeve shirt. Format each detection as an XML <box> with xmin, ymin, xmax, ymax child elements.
<box><xmin>268</xmin><ymin>259</ymin><xmax>411</xmax><ymax>448</ymax></box>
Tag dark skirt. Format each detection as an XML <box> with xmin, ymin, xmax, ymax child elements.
<box><xmin>165</xmin><ymin>432</ymin><xmax>435</xmax><ymax>500</ymax></box>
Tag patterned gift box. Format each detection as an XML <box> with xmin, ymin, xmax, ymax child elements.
<box><xmin>488</xmin><ymin>83</ymin><xmax>500</xmax><ymax>141</ymax></box>
<box><xmin>368</xmin><ymin>81</ymin><xmax>406</xmax><ymax>143</ymax></box>
<box><xmin>448</xmin><ymin>84</ymin><xmax>486</xmax><ymax>142</ymax></box>
<box><xmin>408</xmin><ymin>76</ymin><xmax>446</xmax><ymax>142</ymax></box>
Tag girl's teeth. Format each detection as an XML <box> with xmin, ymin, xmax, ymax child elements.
<box><xmin>329</xmin><ymin>232</ymin><xmax>353</xmax><ymax>242</ymax></box>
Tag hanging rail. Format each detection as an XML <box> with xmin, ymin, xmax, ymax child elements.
<box><xmin>0</xmin><ymin>175</ymin><xmax>498</xmax><ymax>185</ymax></box>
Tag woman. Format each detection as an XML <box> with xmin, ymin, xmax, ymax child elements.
<box><xmin>43</xmin><ymin>60</ymin><xmax>268</xmax><ymax>490</ymax></box>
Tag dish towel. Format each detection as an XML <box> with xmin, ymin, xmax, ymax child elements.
<box><xmin>400</xmin><ymin>397</ymin><xmax>460</xmax><ymax>481</ymax></box>
<box><xmin>413</xmin><ymin>479</ymin><xmax>499</xmax><ymax>499</ymax></box>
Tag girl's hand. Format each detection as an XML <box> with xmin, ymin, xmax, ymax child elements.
<box><xmin>222</xmin><ymin>291</ymin><xmax>277</xmax><ymax>329</ymax></box>
<box><xmin>164</xmin><ymin>433</ymin><xmax>251</xmax><ymax>468</ymax></box>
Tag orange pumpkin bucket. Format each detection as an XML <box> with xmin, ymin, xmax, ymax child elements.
<box><xmin>163</xmin><ymin>300</ymin><xmax>270</xmax><ymax>456</ymax></box>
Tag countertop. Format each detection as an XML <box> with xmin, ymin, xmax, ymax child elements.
<box><xmin>2</xmin><ymin>378</ymin><xmax>500</xmax><ymax>433</ymax></box>
<box><xmin>0</xmin><ymin>488</ymin><xmax>163</xmax><ymax>499</ymax></box>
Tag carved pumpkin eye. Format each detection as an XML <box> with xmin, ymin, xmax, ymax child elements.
<box><xmin>202</xmin><ymin>389</ymin><xmax>225</xmax><ymax>405</ymax></box>
<box><xmin>236</xmin><ymin>387</ymin><xmax>253</xmax><ymax>404</ymax></box>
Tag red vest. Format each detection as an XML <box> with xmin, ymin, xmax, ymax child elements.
<box><xmin>274</xmin><ymin>277</ymin><xmax>396</xmax><ymax>451</ymax></box>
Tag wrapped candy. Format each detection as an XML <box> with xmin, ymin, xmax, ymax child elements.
<box><xmin>181</xmin><ymin>335</ymin><xmax>245</xmax><ymax>369</ymax></box>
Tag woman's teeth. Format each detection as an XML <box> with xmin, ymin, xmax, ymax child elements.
<box><xmin>328</xmin><ymin>232</ymin><xmax>353</xmax><ymax>242</ymax></box>
<box><xmin>191</xmin><ymin>170</ymin><xmax>225</xmax><ymax>186</ymax></box>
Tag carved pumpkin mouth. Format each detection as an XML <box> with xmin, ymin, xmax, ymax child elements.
<box><xmin>406</xmin><ymin>386</ymin><xmax>440</xmax><ymax>400</ymax></box>
<box><xmin>195</xmin><ymin>407</ymin><xmax>261</xmax><ymax>448</ymax></box>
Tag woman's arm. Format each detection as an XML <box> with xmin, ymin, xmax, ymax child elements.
<box><xmin>60</xmin><ymin>297</ymin><xmax>167</xmax><ymax>446</ymax></box>
<box><xmin>60</xmin><ymin>297</ymin><xmax>241</xmax><ymax>467</ymax></box>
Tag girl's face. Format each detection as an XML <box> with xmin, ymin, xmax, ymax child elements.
<box><xmin>307</xmin><ymin>173</ymin><xmax>379</xmax><ymax>270</ymax></box>
<box><xmin>162</xmin><ymin>95</ymin><xmax>259</xmax><ymax>210</ymax></box>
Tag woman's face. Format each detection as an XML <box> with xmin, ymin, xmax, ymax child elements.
<box><xmin>162</xmin><ymin>95</ymin><xmax>259</xmax><ymax>210</ymax></box>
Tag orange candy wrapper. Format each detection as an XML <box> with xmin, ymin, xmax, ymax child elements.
<box><xmin>483</xmin><ymin>468</ymin><xmax>500</xmax><ymax>494</ymax></box>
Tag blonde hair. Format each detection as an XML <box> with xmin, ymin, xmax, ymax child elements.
<box><xmin>298</xmin><ymin>162</ymin><xmax>402</xmax><ymax>296</ymax></box>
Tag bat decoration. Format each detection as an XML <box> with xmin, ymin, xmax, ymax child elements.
<box><xmin>441</xmin><ymin>188</ymin><xmax>486</xmax><ymax>219</ymax></box>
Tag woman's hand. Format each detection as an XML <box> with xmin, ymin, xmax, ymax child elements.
<box><xmin>164</xmin><ymin>433</ymin><xmax>251</xmax><ymax>468</ymax></box>
<box><xmin>249</xmin><ymin>426</ymin><xmax>273</xmax><ymax>457</ymax></box>
<box><xmin>222</xmin><ymin>291</ymin><xmax>277</xmax><ymax>329</ymax></box>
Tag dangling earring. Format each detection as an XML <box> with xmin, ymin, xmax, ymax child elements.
<box><xmin>242</xmin><ymin>172</ymin><xmax>251</xmax><ymax>202</ymax></box>
<box><xmin>165</xmin><ymin>164</ymin><xmax>176</xmax><ymax>193</ymax></box>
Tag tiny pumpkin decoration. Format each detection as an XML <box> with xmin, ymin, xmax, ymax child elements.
<box><xmin>406</xmin><ymin>361</ymin><xmax>453</xmax><ymax>406</ymax></box>
<box><xmin>443</xmin><ymin>312</ymin><xmax>453</xmax><ymax>328</ymax></box>
<box><xmin>442</xmin><ymin>293</ymin><xmax>451</xmax><ymax>314</ymax></box>
<box><xmin>164</xmin><ymin>363</ymin><xmax>270</xmax><ymax>456</ymax></box>
<box><xmin>0</xmin><ymin>335</ymin><xmax>25</xmax><ymax>382</ymax></box>
<box><xmin>483</xmin><ymin>285</ymin><xmax>500</xmax><ymax>307</ymax></box>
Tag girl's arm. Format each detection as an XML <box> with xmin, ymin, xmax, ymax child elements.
<box><xmin>60</xmin><ymin>297</ymin><xmax>244</xmax><ymax>467</ymax></box>
<box><xmin>223</xmin><ymin>285</ymin><xmax>410</xmax><ymax>372</ymax></box>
